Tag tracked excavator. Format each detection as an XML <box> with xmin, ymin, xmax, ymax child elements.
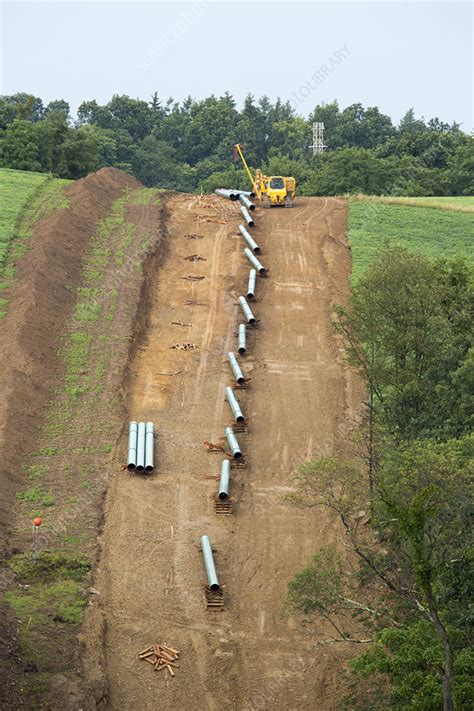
<box><xmin>234</xmin><ymin>143</ymin><xmax>296</xmax><ymax>208</ymax></box>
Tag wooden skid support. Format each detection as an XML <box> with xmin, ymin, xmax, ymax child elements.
<box><xmin>214</xmin><ymin>499</ymin><xmax>233</xmax><ymax>515</ymax></box>
<box><xmin>230</xmin><ymin>459</ymin><xmax>246</xmax><ymax>470</ymax></box>
<box><xmin>205</xmin><ymin>587</ymin><xmax>225</xmax><ymax>610</ymax></box>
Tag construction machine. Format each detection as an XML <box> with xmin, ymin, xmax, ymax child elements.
<box><xmin>234</xmin><ymin>143</ymin><xmax>296</xmax><ymax>208</ymax></box>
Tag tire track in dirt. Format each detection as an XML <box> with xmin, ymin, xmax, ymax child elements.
<box><xmin>96</xmin><ymin>195</ymin><xmax>362</xmax><ymax>710</ymax></box>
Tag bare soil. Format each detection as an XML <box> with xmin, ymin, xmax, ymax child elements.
<box><xmin>95</xmin><ymin>195</ymin><xmax>363</xmax><ymax>710</ymax></box>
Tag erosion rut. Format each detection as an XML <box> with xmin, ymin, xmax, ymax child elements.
<box><xmin>98</xmin><ymin>195</ymin><xmax>361</xmax><ymax>710</ymax></box>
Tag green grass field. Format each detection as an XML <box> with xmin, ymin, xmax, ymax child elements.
<box><xmin>0</xmin><ymin>169</ymin><xmax>51</xmax><ymax>266</ymax></box>
<box><xmin>0</xmin><ymin>168</ymin><xmax>70</xmax><ymax>316</ymax></box>
<box><xmin>348</xmin><ymin>200</ymin><xmax>474</xmax><ymax>281</ymax></box>
<box><xmin>351</xmin><ymin>194</ymin><xmax>474</xmax><ymax>213</ymax></box>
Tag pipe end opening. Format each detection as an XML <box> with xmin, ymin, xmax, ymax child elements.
<box><xmin>145</xmin><ymin>465</ymin><xmax>154</xmax><ymax>473</ymax></box>
<box><xmin>248</xmin><ymin>221</ymin><xmax>255</xmax><ymax>228</ymax></box>
<box><xmin>249</xmin><ymin>318</ymin><xmax>256</xmax><ymax>325</ymax></box>
<box><xmin>233</xmin><ymin>451</ymin><xmax>242</xmax><ymax>460</ymax></box>
<box><xmin>237</xmin><ymin>376</ymin><xmax>245</xmax><ymax>385</ymax></box>
<box><xmin>238</xmin><ymin>347</ymin><xmax>246</xmax><ymax>355</ymax></box>
<box><xmin>127</xmin><ymin>464</ymin><xmax>136</xmax><ymax>472</ymax></box>
<box><xmin>247</xmin><ymin>293</ymin><xmax>254</xmax><ymax>300</ymax></box>
<box><xmin>136</xmin><ymin>465</ymin><xmax>145</xmax><ymax>472</ymax></box>
<box><xmin>210</xmin><ymin>583</ymin><xmax>220</xmax><ymax>592</ymax></box>
<box><xmin>236</xmin><ymin>415</ymin><xmax>245</xmax><ymax>424</ymax></box>
<box><xmin>254</xmin><ymin>247</ymin><xmax>261</xmax><ymax>254</ymax></box>
<box><xmin>218</xmin><ymin>492</ymin><xmax>228</xmax><ymax>500</ymax></box>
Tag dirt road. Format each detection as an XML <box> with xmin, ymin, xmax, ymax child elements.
<box><xmin>98</xmin><ymin>195</ymin><xmax>361</xmax><ymax>710</ymax></box>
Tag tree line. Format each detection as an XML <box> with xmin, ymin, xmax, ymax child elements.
<box><xmin>0</xmin><ymin>92</ymin><xmax>472</xmax><ymax>195</ymax></box>
<box><xmin>287</xmin><ymin>248</ymin><xmax>473</xmax><ymax>709</ymax></box>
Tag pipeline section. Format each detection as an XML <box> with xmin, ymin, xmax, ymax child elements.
<box><xmin>215</xmin><ymin>188</ymin><xmax>239</xmax><ymax>201</ymax></box>
<box><xmin>127</xmin><ymin>421</ymin><xmax>138</xmax><ymax>471</ymax></box>
<box><xmin>240</xmin><ymin>205</ymin><xmax>255</xmax><ymax>228</ymax></box>
<box><xmin>225</xmin><ymin>426</ymin><xmax>242</xmax><ymax>459</ymax></box>
<box><xmin>244</xmin><ymin>247</ymin><xmax>267</xmax><ymax>275</ymax></box>
<box><xmin>239</xmin><ymin>296</ymin><xmax>256</xmax><ymax>325</ymax></box>
<box><xmin>225</xmin><ymin>386</ymin><xmax>245</xmax><ymax>423</ymax></box>
<box><xmin>247</xmin><ymin>269</ymin><xmax>256</xmax><ymax>299</ymax></box>
<box><xmin>238</xmin><ymin>323</ymin><xmax>247</xmax><ymax>354</ymax></box>
<box><xmin>238</xmin><ymin>224</ymin><xmax>260</xmax><ymax>254</ymax></box>
<box><xmin>218</xmin><ymin>459</ymin><xmax>231</xmax><ymax>499</ymax></box>
<box><xmin>136</xmin><ymin>422</ymin><xmax>146</xmax><ymax>472</ymax></box>
<box><xmin>227</xmin><ymin>351</ymin><xmax>245</xmax><ymax>384</ymax></box>
<box><xmin>200</xmin><ymin>535</ymin><xmax>220</xmax><ymax>590</ymax></box>
<box><xmin>239</xmin><ymin>194</ymin><xmax>255</xmax><ymax>211</ymax></box>
<box><xmin>145</xmin><ymin>422</ymin><xmax>154</xmax><ymax>472</ymax></box>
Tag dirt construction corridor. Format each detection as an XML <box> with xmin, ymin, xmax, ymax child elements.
<box><xmin>97</xmin><ymin>195</ymin><xmax>361</xmax><ymax>710</ymax></box>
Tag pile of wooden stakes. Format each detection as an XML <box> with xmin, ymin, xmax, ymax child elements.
<box><xmin>138</xmin><ymin>643</ymin><xmax>180</xmax><ymax>677</ymax></box>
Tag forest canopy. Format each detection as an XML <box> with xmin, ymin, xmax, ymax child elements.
<box><xmin>0</xmin><ymin>92</ymin><xmax>472</xmax><ymax>195</ymax></box>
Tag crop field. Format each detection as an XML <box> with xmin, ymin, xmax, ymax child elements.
<box><xmin>348</xmin><ymin>199</ymin><xmax>474</xmax><ymax>281</ymax></box>
<box><xmin>0</xmin><ymin>168</ymin><xmax>70</xmax><ymax>316</ymax></box>
<box><xmin>351</xmin><ymin>194</ymin><xmax>474</xmax><ymax>213</ymax></box>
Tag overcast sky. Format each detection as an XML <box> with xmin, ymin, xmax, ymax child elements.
<box><xmin>1</xmin><ymin>1</ymin><xmax>472</xmax><ymax>130</ymax></box>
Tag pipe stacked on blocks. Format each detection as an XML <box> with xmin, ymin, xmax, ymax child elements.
<box><xmin>239</xmin><ymin>296</ymin><xmax>256</xmax><ymax>325</ymax></box>
<box><xmin>200</xmin><ymin>535</ymin><xmax>220</xmax><ymax>590</ymax></box>
<box><xmin>238</xmin><ymin>323</ymin><xmax>247</xmax><ymax>354</ymax></box>
<box><xmin>247</xmin><ymin>269</ymin><xmax>257</xmax><ymax>299</ymax></box>
<box><xmin>244</xmin><ymin>247</ymin><xmax>267</xmax><ymax>275</ymax></box>
<box><xmin>225</xmin><ymin>426</ymin><xmax>242</xmax><ymax>459</ymax></box>
<box><xmin>239</xmin><ymin>194</ymin><xmax>256</xmax><ymax>211</ymax></box>
<box><xmin>240</xmin><ymin>205</ymin><xmax>255</xmax><ymax>228</ymax></box>
<box><xmin>227</xmin><ymin>351</ymin><xmax>245</xmax><ymax>385</ymax></box>
<box><xmin>225</xmin><ymin>386</ymin><xmax>245</xmax><ymax>423</ymax></box>
<box><xmin>238</xmin><ymin>224</ymin><xmax>260</xmax><ymax>254</ymax></box>
<box><xmin>218</xmin><ymin>459</ymin><xmax>231</xmax><ymax>500</ymax></box>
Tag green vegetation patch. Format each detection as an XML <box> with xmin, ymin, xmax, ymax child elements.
<box><xmin>5</xmin><ymin>552</ymin><xmax>91</xmax><ymax>672</ymax></box>
<box><xmin>9</xmin><ymin>552</ymin><xmax>91</xmax><ymax>583</ymax></box>
<box><xmin>352</xmin><ymin>194</ymin><xmax>474</xmax><ymax>213</ymax></box>
<box><xmin>130</xmin><ymin>186</ymin><xmax>163</xmax><ymax>206</ymax></box>
<box><xmin>348</xmin><ymin>201</ymin><xmax>474</xmax><ymax>281</ymax></box>
<box><xmin>0</xmin><ymin>168</ymin><xmax>70</xmax><ymax>316</ymax></box>
<box><xmin>16</xmin><ymin>486</ymin><xmax>55</xmax><ymax>508</ymax></box>
<box><xmin>0</xmin><ymin>168</ymin><xmax>49</xmax><ymax>265</ymax></box>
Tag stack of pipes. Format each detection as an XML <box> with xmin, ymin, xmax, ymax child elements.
<box><xmin>128</xmin><ymin>421</ymin><xmax>154</xmax><ymax>473</ymax></box>
<box><xmin>215</xmin><ymin>188</ymin><xmax>255</xmax><ymax>200</ymax></box>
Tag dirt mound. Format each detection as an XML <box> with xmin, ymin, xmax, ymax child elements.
<box><xmin>0</xmin><ymin>167</ymin><xmax>139</xmax><ymax>552</ymax></box>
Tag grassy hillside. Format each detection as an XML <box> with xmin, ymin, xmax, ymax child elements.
<box><xmin>0</xmin><ymin>168</ymin><xmax>70</xmax><ymax>316</ymax></box>
<box><xmin>348</xmin><ymin>199</ymin><xmax>474</xmax><ymax>281</ymax></box>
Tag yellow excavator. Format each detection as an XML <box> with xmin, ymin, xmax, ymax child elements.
<box><xmin>234</xmin><ymin>143</ymin><xmax>296</xmax><ymax>208</ymax></box>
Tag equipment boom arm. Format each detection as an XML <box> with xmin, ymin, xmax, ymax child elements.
<box><xmin>234</xmin><ymin>143</ymin><xmax>260</xmax><ymax>199</ymax></box>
